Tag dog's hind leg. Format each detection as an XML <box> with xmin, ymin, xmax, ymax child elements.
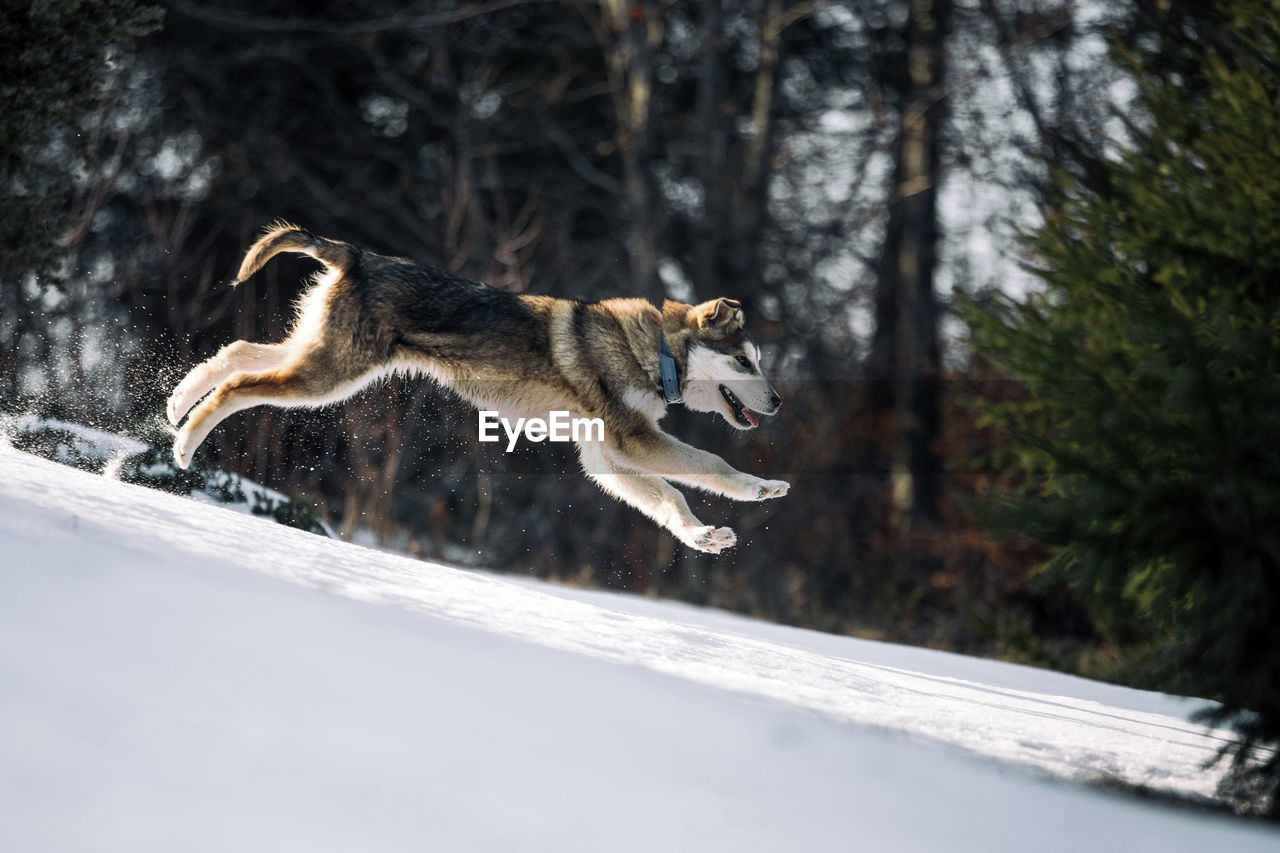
<box><xmin>172</xmin><ymin>352</ymin><xmax>379</xmax><ymax>470</ymax></box>
<box><xmin>578</xmin><ymin>442</ymin><xmax>736</xmax><ymax>553</ymax></box>
<box><xmin>167</xmin><ymin>341</ymin><xmax>293</xmax><ymax>426</ymax></box>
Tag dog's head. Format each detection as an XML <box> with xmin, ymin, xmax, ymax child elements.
<box><xmin>679</xmin><ymin>298</ymin><xmax>781</xmax><ymax>430</ymax></box>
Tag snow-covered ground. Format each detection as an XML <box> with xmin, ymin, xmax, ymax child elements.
<box><xmin>1</xmin><ymin>443</ymin><xmax>1276</xmax><ymax>852</ymax></box>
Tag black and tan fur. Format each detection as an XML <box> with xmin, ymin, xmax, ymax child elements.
<box><xmin>168</xmin><ymin>223</ymin><xmax>788</xmax><ymax>553</ymax></box>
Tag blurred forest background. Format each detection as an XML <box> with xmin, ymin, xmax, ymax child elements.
<box><xmin>3</xmin><ymin>0</ymin><xmax>1279</xmax><ymax>811</ymax></box>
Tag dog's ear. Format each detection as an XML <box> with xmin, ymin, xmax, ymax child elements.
<box><xmin>689</xmin><ymin>298</ymin><xmax>744</xmax><ymax>334</ymax></box>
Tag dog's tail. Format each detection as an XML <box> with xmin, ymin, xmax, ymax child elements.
<box><xmin>232</xmin><ymin>221</ymin><xmax>357</xmax><ymax>285</ymax></box>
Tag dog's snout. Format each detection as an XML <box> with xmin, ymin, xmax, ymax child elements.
<box><xmin>767</xmin><ymin>392</ymin><xmax>782</xmax><ymax>413</ymax></box>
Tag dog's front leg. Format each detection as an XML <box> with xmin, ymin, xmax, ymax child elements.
<box><xmin>611</xmin><ymin>430</ymin><xmax>789</xmax><ymax>502</ymax></box>
<box><xmin>578</xmin><ymin>442</ymin><xmax>736</xmax><ymax>553</ymax></box>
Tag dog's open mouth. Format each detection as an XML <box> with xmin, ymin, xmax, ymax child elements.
<box><xmin>719</xmin><ymin>385</ymin><xmax>759</xmax><ymax>428</ymax></box>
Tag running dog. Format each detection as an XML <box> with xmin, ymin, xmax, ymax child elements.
<box><xmin>167</xmin><ymin>223</ymin><xmax>789</xmax><ymax>553</ymax></box>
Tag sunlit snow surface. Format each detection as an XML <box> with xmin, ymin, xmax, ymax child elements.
<box><xmin>1</xmin><ymin>444</ymin><xmax>1276</xmax><ymax>852</ymax></box>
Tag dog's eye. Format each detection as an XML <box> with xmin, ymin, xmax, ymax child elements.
<box><xmin>735</xmin><ymin>355</ymin><xmax>752</xmax><ymax>369</ymax></box>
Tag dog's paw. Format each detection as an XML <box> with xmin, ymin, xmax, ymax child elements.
<box><xmin>754</xmin><ymin>479</ymin><xmax>790</xmax><ymax>500</ymax></box>
<box><xmin>165</xmin><ymin>391</ymin><xmax>184</xmax><ymax>427</ymax></box>
<box><xmin>685</xmin><ymin>525</ymin><xmax>737</xmax><ymax>554</ymax></box>
<box><xmin>167</xmin><ymin>378</ymin><xmax>201</xmax><ymax>426</ymax></box>
<box><xmin>172</xmin><ymin>430</ymin><xmax>195</xmax><ymax>470</ymax></box>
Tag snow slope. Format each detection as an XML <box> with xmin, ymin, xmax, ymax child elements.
<box><xmin>1</xmin><ymin>444</ymin><xmax>1276</xmax><ymax>852</ymax></box>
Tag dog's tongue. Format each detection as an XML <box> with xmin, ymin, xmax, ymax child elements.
<box><xmin>742</xmin><ymin>406</ymin><xmax>759</xmax><ymax>428</ymax></box>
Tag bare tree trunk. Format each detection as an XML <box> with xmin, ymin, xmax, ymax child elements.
<box><xmin>598</xmin><ymin>0</ymin><xmax>664</xmax><ymax>302</ymax></box>
<box><xmin>868</xmin><ymin>0</ymin><xmax>951</xmax><ymax>530</ymax></box>
<box><xmin>697</xmin><ymin>0</ymin><xmax>800</xmax><ymax>302</ymax></box>
<box><xmin>695</xmin><ymin>0</ymin><xmax>726</xmax><ymax>294</ymax></box>
<box><xmin>736</xmin><ymin>0</ymin><xmax>784</xmax><ymax>233</ymax></box>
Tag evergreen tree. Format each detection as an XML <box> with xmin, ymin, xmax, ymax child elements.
<box><xmin>966</xmin><ymin>1</ymin><xmax>1280</xmax><ymax>813</ymax></box>
<box><xmin>0</xmin><ymin>0</ymin><xmax>162</xmax><ymax>278</ymax></box>
<box><xmin>1</xmin><ymin>0</ymin><xmax>162</xmax><ymax>405</ymax></box>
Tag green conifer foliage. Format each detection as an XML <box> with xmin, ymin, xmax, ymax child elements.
<box><xmin>0</xmin><ymin>0</ymin><xmax>162</xmax><ymax>278</ymax></box>
<box><xmin>966</xmin><ymin>2</ymin><xmax>1280</xmax><ymax>811</ymax></box>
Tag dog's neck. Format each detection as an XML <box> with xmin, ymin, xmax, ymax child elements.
<box><xmin>649</xmin><ymin>304</ymin><xmax>689</xmax><ymax>404</ymax></box>
<box><xmin>657</xmin><ymin>328</ymin><xmax>682</xmax><ymax>403</ymax></box>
